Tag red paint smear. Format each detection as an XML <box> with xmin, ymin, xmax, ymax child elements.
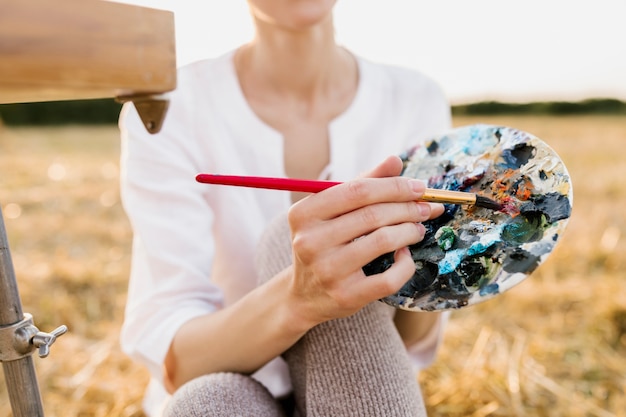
<box><xmin>500</xmin><ymin>196</ymin><xmax>521</xmax><ymax>217</ymax></box>
<box><xmin>489</xmin><ymin>169</ymin><xmax>523</xmax><ymax>217</ymax></box>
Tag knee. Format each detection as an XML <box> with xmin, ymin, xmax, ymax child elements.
<box><xmin>165</xmin><ymin>373</ymin><xmax>284</xmax><ymax>417</ymax></box>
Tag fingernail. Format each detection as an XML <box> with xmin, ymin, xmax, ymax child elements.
<box><xmin>398</xmin><ymin>246</ymin><xmax>411</xmax><ymax>257</ymax></box>
<box><xmin>417</xmin><ymin>203</ymin><xmax>431</xmax><ymax>217</ymax></box>
<box><xmin>409</xmin><ymin>179</ymin><xmax>425</xmax><ymax>194</ymax></box>
<box><xmin>430</xmin><ymin>202</ymin><xmax>445</xmax><ymax>214</ymax></box>
<box><xmin>415</xmin><ymin>222</ymin><xmax>426</xmax><ymax>238</ymax></box>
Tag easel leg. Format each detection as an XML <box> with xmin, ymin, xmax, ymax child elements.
<box><xmin>0</xmin><ymin>208</ymin><xmax>45</xmax><ymax>417</ymax></box>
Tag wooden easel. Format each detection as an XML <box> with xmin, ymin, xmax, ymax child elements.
<box><xmin>0</xmin><ymin>1</ymin><xmax>176</xmax><ymax>415</ymax></box>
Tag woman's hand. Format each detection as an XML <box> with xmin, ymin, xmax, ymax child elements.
<box><xmin>286</xmin><ymin>156</ymin><xmax>444</xmax><ymax>327</ymax></box>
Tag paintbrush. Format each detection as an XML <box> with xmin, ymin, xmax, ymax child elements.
<box><xmin>195</xmin><ymin>174</ymin><xmax>503</xmax><ymax>210</ymax></box>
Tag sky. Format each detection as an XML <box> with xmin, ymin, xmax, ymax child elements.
<box><xmin>116</xmin><ymin>0</ymin><xmax>626</xmax><ymax>104</ymax></box>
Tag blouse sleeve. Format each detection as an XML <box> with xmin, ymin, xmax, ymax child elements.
<box><xmin>118</xmin><ymin>90</ymin><xmax>223</xmax><ymax>383</ymax></box>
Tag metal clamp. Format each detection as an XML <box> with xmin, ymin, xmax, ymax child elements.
<box><xmin>32</xmin><ymin>324</ymin><xmax>67</xmax><ymax>358</ymax></box>
<box><xmin>116</xmin><ymin>93</ymin><xmax>170</xmax><ymax>134</ymax></box>
<box><xmin>0</xmin><ymin>313</ymin><xmax>67</xmax><ymax>362</ymax></box>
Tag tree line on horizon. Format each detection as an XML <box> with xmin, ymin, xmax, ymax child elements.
<box><xmin>452</xmin><ymin>98</ymin><xmax>626</xmax><ymax>116</ymax></box>
<box><xmin>0</xmin><ymin>98</ymin><xmax>624</xmax><ymax>126</ymax></box>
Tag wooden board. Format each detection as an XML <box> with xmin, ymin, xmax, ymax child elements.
<box><xmin>0</xmin><ymin>0</ymin><xmax>176</xmax><ymax>104</ymax></box>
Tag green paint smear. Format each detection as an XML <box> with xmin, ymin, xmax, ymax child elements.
<box><xmin>502</xmin><ymin>213</ymin><xmax>548</xmax><ymax>245</ymax></box>
<box><xmin>437</xmin><ymin>226</ymin><xmax>456</xmax><ymax>251</ymax></box>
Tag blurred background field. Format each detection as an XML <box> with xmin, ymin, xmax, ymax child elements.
<box><xmin>0</xmin><ymin>114</ymin><xmax>625</xmax><ymax>416</ymax></box>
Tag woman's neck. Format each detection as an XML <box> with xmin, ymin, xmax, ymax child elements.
<box><xmin>236</xmin><ymin>14</ymin><xmax>356</xmax><ymax>103</ymax></box>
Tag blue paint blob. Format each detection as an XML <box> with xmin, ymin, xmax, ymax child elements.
<box><xmin>467</xmin><ymin>239</ymin><xmax>497</xmax><ymax>257</ymax></box>
<box><xmin>463</xmin><ymin>126</ymin><xmax>500</xmax><ymax>155</ymax></box>
<box><xmin>439</xmin><ymin>250</ymin><xmax>464</xmax><ymax>275</ymax></box>
<box><xmin>479</xmin><ymin>283</ymin><xmax>499</xmax><ymax>296</ymax></box>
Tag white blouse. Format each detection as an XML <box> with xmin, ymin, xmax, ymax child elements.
<box><xmin>119</xmin><ymin>50</ymin><xmax>452</xmax><ymax>416</ymax></box>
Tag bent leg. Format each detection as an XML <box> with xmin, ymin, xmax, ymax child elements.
<box><xmin>164</xmin><ymin>372</ymin><xmax>286</xmax><ymax>417</ymax></box>
<box><xmin>256</xmin><ymin>213</ymin><xmax>427</xmax><ymax>417</ymax></box>
<box><xmin>285</xmin><ymin>302</ymin><xmax>426</xmax><ymax>417</ymax></box>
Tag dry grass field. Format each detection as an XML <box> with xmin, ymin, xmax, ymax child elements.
<box><xmin>0</xmin><ymin>115</ymin><xmax>624</xmax><ymax>416</ymax></box>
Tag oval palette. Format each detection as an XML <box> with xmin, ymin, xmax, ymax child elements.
<box><xmin>363</xmin><ymin>124</ymin><xmax>573</xmax><ymax>311</ymax></box>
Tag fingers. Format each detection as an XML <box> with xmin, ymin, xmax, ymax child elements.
<box><xmin>359</xmin><ymin>155</ymin><xmax>445</xmax><ymax>221</ymax></box>
<box><xmin>297</xmin><ymin>202</ymin><xmax>442</xmax><ymax>295</ymax></box>
<box><xmin>285</xmin><ymin>156</ymin><xmax>447</xmax><ymax>323</ymax></box>
<box><xmin>347</xmin><ymin>246</ymin><xmax>417</xmax><ymax>303</ymax></box>
<box><xmin>306</xmin><ymin>200</ymin><xmax>432</xmax><ymax>249</ymax></box>
<box><xmin>358</xmin><ymin>155</ymin><xmax>404</xmax><ymax>179</ymax></box>
<box><xmin>288</xmin><ymin>155</ymin><xmax>443</xmax><ymax>273</ymax></box>
<box><xmin>296</xmin><ymin>219</ymin><xmax>423</xmax><ymax>281</ymax></box>
<box><xmin>330</xmin><ymin>222</ymin><xmax>425</xmax><ymax>278</ymax></box>
<box><xmin>325</xmin><ymin>246</ymin><xmax>417</xmax><ymax>311</ymax></box>
<box><xmin>428</xmin><ymin>202</ymin><xmax>445</xmax><ymax>219</ymax></box>
<box><xmin>292</xmin><ymin>176</ymin><xmax>427</xmax><ymax>222</ymax></box>
<box><xmin>289</xmin><ymin>155</ymin><xmax>412</xmax><ymax>224</ymax></box>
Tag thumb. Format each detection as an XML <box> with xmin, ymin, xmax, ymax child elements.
<box><xmin>360</xmin><ymin>155</ymin><xmax>404</xmax><ymax>179</ymax></box>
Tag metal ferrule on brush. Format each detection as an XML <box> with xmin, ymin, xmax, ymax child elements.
<box><xmin>420</xmin><ymin>189</ymin><xmax>477</xmax><ymax>205</ymax></box>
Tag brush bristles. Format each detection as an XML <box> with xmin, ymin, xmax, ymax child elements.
<box><xmin>474</xmin><ymin>195</ymin><xmax>503</xmax><ymax>211</ymax></box>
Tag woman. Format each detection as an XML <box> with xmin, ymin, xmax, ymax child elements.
<box><xmin>119</xmin><ymin>1</ymin><xmax>451</xmax><ymax>415</ymax></box>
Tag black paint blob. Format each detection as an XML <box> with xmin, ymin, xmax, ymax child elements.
<box><xmin>520</xmin><ymin>192</ymin><xmax>572</xmax><ymax>222</ymax></box>
<box><xmin>502</xmin><ymin>247</ymin><xmax>541</xmax><ymax>274</ymax></box>
<box><xmin>427</xmin><ymin>275</ymin><xmax>471</xmax><ymax>308</ymax></box>
<box><xmin>457</xmin><ymin>258</ymin><xmax>487</xmax><ymax>287</ymax></box>
<box><xmin>398</xmin><ymin>261</ymin><xmax>439</xmax><ymax>296</ymax></box>
<box><xmin>501</xmin><ymin>143</ymin><xmax>536</xmax><ymax>169</ymax></box>
<box><xmin>362</xmin><ymin>252</ymin><xmax>395</xmax><ymax>276</ymax></box>
<box><xmin>427</xmin><ymin>140</ymin><xmax>439</xmax><ymax>155</ymax></box>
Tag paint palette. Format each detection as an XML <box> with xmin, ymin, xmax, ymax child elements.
<box><xmin>363</xmin><ymin>124</ymin><xmax>573</xmax><ymax>311</ymax></box>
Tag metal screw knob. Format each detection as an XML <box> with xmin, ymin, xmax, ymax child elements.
<box><xmin>31</xmin><ymin>325</ymin><xmax>68</xmax><ymax>358</ymax></box>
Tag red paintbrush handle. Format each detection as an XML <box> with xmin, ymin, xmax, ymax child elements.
<box><xmin>195</xmin><ymin>174</ymin><xmax>342</xmax><ymax>193</ymax></box>
<box><xmin>195</xmin><ymin>173</ymin><xmax>501</xmax><ymax>209</ymax></box>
